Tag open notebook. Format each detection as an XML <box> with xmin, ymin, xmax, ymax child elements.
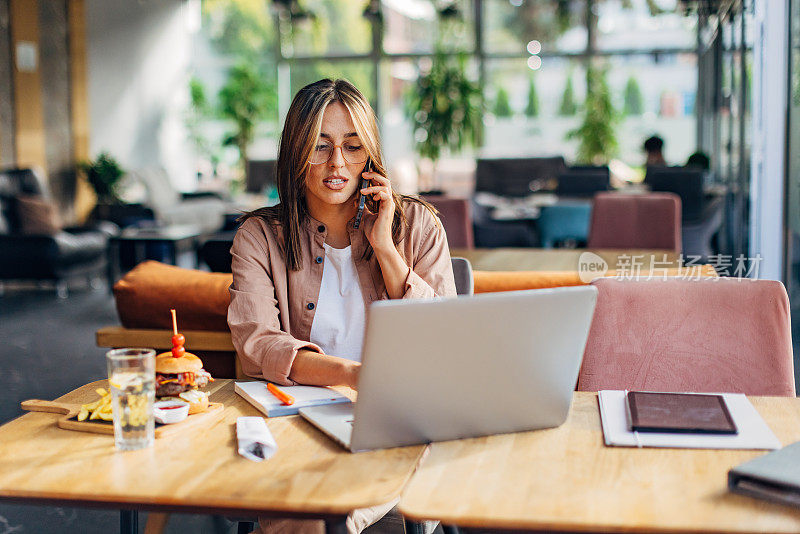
<box><xmin>235</xmin><ymin>381</ymin><xmax>351</xmax><ymax>417</ymax></box>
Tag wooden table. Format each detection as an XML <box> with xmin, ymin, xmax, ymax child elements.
<box><xmin>450</xmin><ymin>248</ymin><xmax>682</xmax><ymax>272</ymax></box>
<box><xmin>0</xmin><ymin>379</ymin><xmax>426</xmax><ymax>534</ymax></box>
<box><xmin>400</xmin><ymin>392</ymin><xmax>800</xmax><ymax>533</ymax></box>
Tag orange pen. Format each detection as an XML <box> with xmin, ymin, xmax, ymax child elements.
<box><xmin>267</xmin><ymin>383</ymin><xmax>295</xmax><ymax>406</ymax></box>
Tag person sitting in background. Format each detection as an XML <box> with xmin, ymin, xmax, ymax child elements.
<box><xmin>686</xmin><ymin>151</ymin><xmax>711</xmax><ymax>171</ymax></box>
<box><xmin>643</xmin><ymin>135</ymin><xmax>667</xmax><ymax>167</ymax></box>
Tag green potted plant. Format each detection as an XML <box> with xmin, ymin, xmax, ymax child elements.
<box><xmin>559</xmin><ymin>74</ymin><xmax>578</xmax><ymax>116</ymax></box>
<box><xmin>567</xmin><ymin>65</ymin><xmax>619</xmax><ymax>164</ymax></box>
<box><xmin>623</xmin><ymin>76</ymin><xmax>644</xmax><ymax>116</ymax></box>
<box><xmin>78</xmin><ymin>152</ymin><xmax>125</xmax><ymax>204</ymax></box>
<box><xmin>525</xmin><ymin>76</ymin><xmax>540</xmax><ymax>118</ymax></box>
<box><xmin>186</xmin><ymin>77</ymin><xmax>222</xmax><ymax>180</ymax></box>
<box><xmin>404</xmin><ymin>2</ymin><xmax>482</xmax><ymax>194</ymax></box>
<box><xmin>218</xmin><ymin>60</ymin><xmax>275</xmax><ymax>181</ymax></box>
<box><xmin>493</xmin><ymin>87</ymin><xmax>513</xmax><ymax>118</ymax></box>
<box><xmin>405</xmin><ymin>50</ymin><xmax>482</xmax><ymax>194</ymax></box>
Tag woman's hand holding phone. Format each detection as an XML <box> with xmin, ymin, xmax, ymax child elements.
<box><xmin>359</xmin><ymin>171</ymin><xmax>396</xmax><ymax>255</ymax></box>
<box><xmin>358</xmin><ymin>170</ymin><xmax>410</xmax><ymax>299</ymax></box>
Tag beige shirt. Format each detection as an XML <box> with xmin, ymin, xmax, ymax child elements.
<box><xmin>228</xmin><ymin>201</ymin><xmax>457</xmax><ymax>385</ymax></box>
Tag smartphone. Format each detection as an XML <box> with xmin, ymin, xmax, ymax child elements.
<box><xmin>353</xmin><ymin>158</ymin><xmax>371</xmax><ymax>229</ymax></box>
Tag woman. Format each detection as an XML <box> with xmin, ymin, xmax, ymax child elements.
<box><xmin>228</xmin><ymin>78</ymin><xmax>454</xmax><ymax>534</ymax></box>
<box><xmin>228</xmin><ymin>78</ymin><xmax>456</xmax><ymax>389</ymax></box>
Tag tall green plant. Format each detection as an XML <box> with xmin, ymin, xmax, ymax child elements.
<box><xmin>525</xmin><ymin>76</ymin><xmax>540</xmax><ymax>117</ymax></box>
<box><xmin>218</xmin><ymin>61</ymin><xmax>275</xmax><ymax>171</ymax></box>
<box><xmin>567</xmin><ymin>65</ymin><xmax>619</xmax><ymax>164</ymax></box>
<box><xmin>559</xmin><ymin>75</ymin><xmax>577</xmax><ymax>116</ymax></box>
<box><xmin>405</xmin><ymin>50</ymin><xmax>483</xmax><ymax>162</ymax></box>
<box><xmin>494</xmin><ymin>87</ymin><xmax>512</xmax><ymax>117</ymax></box>
<box><xmin>623</xmin><ymin>76</ymin><xmax>644</xmax><ymax>116</ymax></box>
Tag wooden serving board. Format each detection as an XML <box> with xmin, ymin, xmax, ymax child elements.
<box><xmin>20</xmin><ymin>399</ymin><xmax>224</xmax><ymax>438</ymax></box>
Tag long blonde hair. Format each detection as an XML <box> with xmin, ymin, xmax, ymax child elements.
<box><xmin>241</xmin><ymin>78</ymin><xmax>436</xmax><ymax>270</ymax></box>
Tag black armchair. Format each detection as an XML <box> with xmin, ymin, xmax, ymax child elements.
<box><xmin>0</xmin><ymin>168</ymin><xmax>115</xmax><ymax>295</ymax></box>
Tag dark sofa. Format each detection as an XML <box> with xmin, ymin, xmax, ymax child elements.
<box><xmin>0</xmin><ymin>168</ymin><xmax>115</xmax><ymax>295</ymax></box>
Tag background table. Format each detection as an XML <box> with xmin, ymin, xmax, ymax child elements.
<box><xmin>0</xmin><ymin>379</ymin><xmax>426</xmax><ymax>534</ymax></box>
<box><xmin>399</xmin><ymin>392</ymin><xmax>800</xmax><ymax>533</ymax></box>
<box><xmin>108</xmin><ymin>224</ymin><xmax>204</xmax><ymax>285</ymax></box>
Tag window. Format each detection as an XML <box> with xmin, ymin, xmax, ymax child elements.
<box><xmin>286</xmin><ymin>0</ymin><xmax>372</xmax><ymax>57</ymax></box>
<box><xmin>483</xmin><ymin>0</ymin><xmax>586</xmax><ymax>55</ymax></box>
<box><xmin>382</xmin><ymin>0</ymin><xmax>475</xmax><ymax>54</ymax></box>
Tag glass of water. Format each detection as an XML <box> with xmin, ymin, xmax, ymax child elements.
<box><xmin>105</xmin><ymin>348</ymin><xmax>156</xmax><ymax>451</ymax></box>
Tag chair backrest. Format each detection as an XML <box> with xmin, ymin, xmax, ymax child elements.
<box><xmin>537</xmin><ymin>202</ymin><xmax>592</xmax><ymax>248</ymax></box>
<box><xmin>451</xmin><ymin>257</ymin><xmax>473</xmax><ymax>296</ymax></box>
<box><xmin>577</xmin><ymin>277</ymin><xmax>796</xmax><ymax>396</ymax></box>
<box><xmin>644</xmin><ymin>167</ymin><xmax>705</xmax><ymax>221</ymax></box>
<box><xmin>246</xmin><ymin>159</ymin><xmax>277</xmax><ymax>194</ymax></box>
<box><xmin>588</xmin><ymin>192</ymin><xmax>682</xmax><ymax>252</ymax></box>
<box><xmin>556</xmin><ymin>166</ymin><xmax>610</xmax><ymax>197</ymax></box>
<box><xmin>475</xmin><ymin>156</ymin><xmax>566</xmax><ymax>197</ymax></box>
<box><xmin>421</xmin><ymin>195</ymin><xmax>474</xmax><ymax>249</ymax></box>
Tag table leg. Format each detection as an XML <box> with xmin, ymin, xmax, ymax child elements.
<box><xmin>107</xmin><ymin>239</ymin><xmax>119</xmax><ymax>292</ymax></box>
<box><xmin>325</xmin><ymin>517</ymin><xmax>348</xmax><ymax>534</ymax></box>
<box><xmin>120</xmin><ymin>510</ymin><xmax>138</xmax><ymax>534</ymax></box>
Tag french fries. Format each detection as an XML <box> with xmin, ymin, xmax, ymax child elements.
<box><xmin>78</xmin><ymin>388</ymin><xmax>113</xmax><ymax>422</ymax></box>
<box><xmin>78</xmin><ymin>387</ymin><xmax>151</xmax><ymax>428</ymax></box>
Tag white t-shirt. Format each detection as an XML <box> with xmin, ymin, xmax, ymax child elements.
<box><xmin>308</xmin><ymin>243</ymin><xmax>366</xmax><ymax>362</ymax></box>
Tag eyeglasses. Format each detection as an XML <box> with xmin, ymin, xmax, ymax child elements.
<box><xmin>309</xmin><ymin>140</ymin><xmax>368</xmax><ymax>165</ymax></box>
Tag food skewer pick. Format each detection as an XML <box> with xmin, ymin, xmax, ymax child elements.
<box><xmin>170</xmin><ymin>309</ymin><xmax>185</xmax><ymax>358</ymax></box>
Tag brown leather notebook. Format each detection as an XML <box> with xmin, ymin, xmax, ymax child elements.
<box><xmin>626</xmin><ymin>391</ymin><xmax>738</xmax><ymax>434</ymax></box>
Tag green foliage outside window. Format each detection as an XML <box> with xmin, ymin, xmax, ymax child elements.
<box><xmin>567</xmin><ymin>65</ymin><xmax>619</xmax><ymax>164</ymax></box>
<box><xmin>186</xmin><ymin>77</ymin><xmax>223</xmax><ymax>175</ymax></box>
<box><xmin>559</xmin><ymin>75</ymin><xmax>578</xmax><ymax>116</ymax></box>
<box><xmin>526</xmin><ymin>76</ymin><xmax>540</xmax><ymax>117</ymax></box>
<box><xmin>494</xmin><ymin>87</ymin><xmax>512</xmax><ymax>117</ymax></box>
<box><xmin>218</xmin><ymin>61</ymin><xmax>277</xmax><ymax>171</ymax></box>
<box><xmin>623</xmin><ymin>76</ymin><xmax>644</xmax><ymax>116</ymax></box>
<box><xmin>202</xmin><ymin>0</ymin><xmax>276</xmax><ymax>60</ymax></box>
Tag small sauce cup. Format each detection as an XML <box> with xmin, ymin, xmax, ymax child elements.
<box><xmin>153</xmin><ymin>400</ymin><xmax>190</xmax><ymax>424</ymax></box>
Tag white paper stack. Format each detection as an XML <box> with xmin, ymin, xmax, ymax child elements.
<box><xmin>235</xmin><ymin>381</ymin><xmax>350</xmax><ymax>417</ymax></box>
<box><xmin>598</xmin><ymin>390</ymin><xmax>781</xmax><ymax>450</ymax></box>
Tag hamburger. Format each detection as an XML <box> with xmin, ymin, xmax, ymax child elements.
<box><xmin>155</xmin><ymin>351</ymin><xmax>213</xmax><ymax>413</ymax></box>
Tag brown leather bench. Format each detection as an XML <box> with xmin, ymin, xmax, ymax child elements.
<box><xmin>98</xmin><ymin>260</ymin><xmax>717</xmax><ymax>378</ymax></box>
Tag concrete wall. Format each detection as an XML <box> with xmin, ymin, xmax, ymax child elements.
<box><xmin>86</xmin><ymin>0</ymin><xmax>195</xmax><ymax>191</ymax></box>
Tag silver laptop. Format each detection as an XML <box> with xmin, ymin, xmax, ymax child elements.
<box><xmin>299</xmin><ymin>286</ymin><xmax>598</xmax><ymax>452</ymax></box>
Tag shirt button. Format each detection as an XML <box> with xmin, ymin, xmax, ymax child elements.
<box><xmin>307</xmin><ymin>302</ymin><xmax>315</xmax><ymax>310</ymax></box>
<box><xmin>317</xmin><ymin>225</ymin><xmax>325</xmax><ymax>232</ymax></box>
<box><xmin>315</xmin><ymin>256</ymin><xmax>323</xmax><ymax>264</ymax></box>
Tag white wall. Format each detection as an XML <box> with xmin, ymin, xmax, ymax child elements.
<box><xmin>86</xmin><ymin>0</ymin><xmax>195</xmax><ymax>191</ymax></box>
<box><xmin>750</xmin><ymin>0</ymin><xmax>788</xmax><ymax>281</ymax></box>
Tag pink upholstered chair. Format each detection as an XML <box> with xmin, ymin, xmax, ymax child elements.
<box><xmin>420</xmin><ymin>195</ymin><xmax>474</xmax><ymax>249</ymax></box>
<box><xmin>577</xmin><ymin>277</ymin><xmax>796</xmax><ymax>396</ymax></box>
<box><xmin>588</xmin><ymin>192</ymin><xmax>682</xmax><ymax>252</ymax></box>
